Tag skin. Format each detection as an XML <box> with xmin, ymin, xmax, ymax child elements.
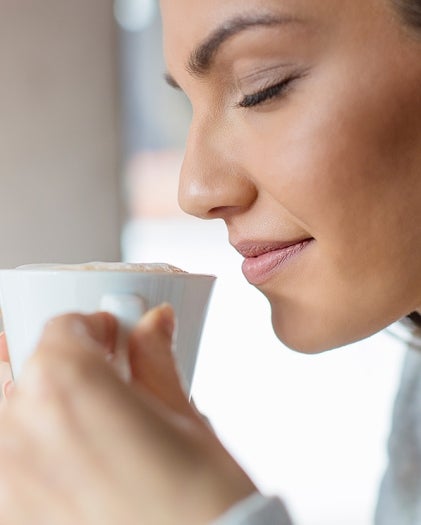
<box><xmin>0</xmin><ymin>0</ymin><xmax>420</xmax><ymax>522</ymax></box>
<box><xmin>0</xmin><ymin>309</ymin><xmax>255</xmax><ymax>524</ymax></box>
<box><xmin>161</xmin><ymin>0</ymin><xmax>421</xmax><ymax>352</ymax></box>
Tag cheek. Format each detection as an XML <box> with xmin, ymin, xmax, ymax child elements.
<box><xmin>238</xmin><ymin>60</ymin><xmax>421</xmax><ymax>351</ymax></box>
<box><xmin>244</xmin><ymin>59</ymin><xmax>421</xmax><ymax>256</ymax></box>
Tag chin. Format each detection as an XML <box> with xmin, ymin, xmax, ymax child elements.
<box><xmin>272</xmin><ymin>322</ymin><xmax>334</xmax><ymax>354</ymax></box>
<box><xmin>269</xmin><ymin>302</ymin><xmax>381</xmax><ymax>354</ymax></box>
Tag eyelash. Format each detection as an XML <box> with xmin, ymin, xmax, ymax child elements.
<box><xmin>238</xmin><ymin>75</ymin><xmax>297</xmax><ymax>109</ymax></box>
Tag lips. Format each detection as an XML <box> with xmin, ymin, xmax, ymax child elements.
<box><xmin>235</xmin><ymin>238</ymin><xmax>314</xmax><ymax>285</ymax></box>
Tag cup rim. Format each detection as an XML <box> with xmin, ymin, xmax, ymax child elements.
<box><xmin>0</xmin><ymin>268</ymin><xmax>217</xmax><ymax>280</ymax></box>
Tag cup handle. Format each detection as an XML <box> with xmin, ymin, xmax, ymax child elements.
<box><xmin>100</xmin><ymin>294</ymin><xmax>147</xmax><ymax>382</ymax></box>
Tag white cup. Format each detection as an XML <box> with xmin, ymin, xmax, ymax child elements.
<box><xmin>0</xmin><ymin>263</ymin><xmax>216</xmax><ymax>395</ymax></box>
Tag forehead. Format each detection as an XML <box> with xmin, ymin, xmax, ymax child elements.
<box><xmin>159</xmin><ymin>0</ymin><xmax>366</xmax><ymax>68</ymax></box>
<box><xmin>160</xmin><ymin>0</ymin><xmax>310</xmax><ymax>36</ymax></box>
<box><xmin>159</xmin><ymin>0</ymin><xmax>325</xmax><ymax>27</ymax></box>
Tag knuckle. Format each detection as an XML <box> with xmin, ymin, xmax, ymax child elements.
<box><xmin>41</xmin><ymin>313</ymin><xmax>86</xmax><ymax>342</ymax></box>
<box><xmin>23</xmin><ymin>351</ymin><xmax>90</xmax><ymax>403</ymax></box>
<box><xmin>60</xmin><ymin>352</ymin><xmax>93</xmax><ymax>387</ymax></box>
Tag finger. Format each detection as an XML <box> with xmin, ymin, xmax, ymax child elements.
<box><xmin>0</xmin><ymin>444</ymin><xmax>74</xmax><ymax>525</ymax></box>
<box><xmin>129</xmin><ymin>304</ymin><xmax>197</xmax><ymax>419</ymax></box>
<box><xmin>9</xmin><ymin>312</ymin><xmax>123</xmax><ymax>446</ymax></box>
<box><xmin>2</xmin><ymin>380</ymin><xmax>14</xmax><ymax>401</ymax></box>
<box><xmin>39</xmin><ymin>311</ymin><xmax>118</xmax><ymax>359</ymax></box>
<box><xmin>190</xmin><ymin>398</ymin><xmax>214</xmax><ymax>429</ymax></box>
<box><xmin>0</xmin><ymin>332</ymin><xmax>10</xmax><ymax>362</ymax></box>
<box><xmin>18</xmin><ymin>312</ymin><xmax>118</xmax><ymax>399</ymax></box>
<box><xmin>0</xmin><ymin>361</ymin><xmax>12</xmax><ymax>383</ymax></box>
<box><xmin>0</xmin><ymin>360</ymin><xmax>13</xmax><ymax>406</ymax></box>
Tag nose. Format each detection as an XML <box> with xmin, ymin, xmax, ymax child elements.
<box><xmin>178</xmin><ymin>118</ymin><xmax>257</xmax><ymax>220</ymax></box>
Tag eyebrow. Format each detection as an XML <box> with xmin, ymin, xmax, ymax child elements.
<box><xmin>165</xmin><ymin>13</ymin><xmax>300</xmax><ymax>89</ymax></box>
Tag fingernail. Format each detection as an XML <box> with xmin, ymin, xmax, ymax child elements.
<box><xmin>159</xmin><ymin>304</ymin><xmax>175</xmax><ymax>338</ymax></box>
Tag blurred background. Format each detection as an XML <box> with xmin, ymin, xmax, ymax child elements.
<box><xmin>0</xmin><ymin>1</ymin><xmax>407</xmax><ymax>524</ymax></box>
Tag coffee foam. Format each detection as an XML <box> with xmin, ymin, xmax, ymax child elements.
<box><xmin>17</xmin><ymin>262</ymin><xmax>187</xmax><ymax>273</ymax></box>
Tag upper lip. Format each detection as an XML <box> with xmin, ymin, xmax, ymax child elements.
<box><xmin>233</xmin><ymin>238</ymin><xmax>313</xmax><ymax>258</ymax></box>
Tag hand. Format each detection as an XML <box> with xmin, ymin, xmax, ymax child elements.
<box><xmin>0</xmin><ymin>332</ymin><xmax>13</xmax><ymax>406</ymax></box>
<box><xmin>0</xmin><ymin>306</ymin><xmax>256</xmax><ymax>525</ymax></box>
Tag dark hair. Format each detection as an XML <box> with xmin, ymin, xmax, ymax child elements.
<box><xmin>408</xmin><ymin>311</ymin><xmax>421</xmax><ymax>328</ymax></box>
<box><xmin>393</xmin><ymin>0</ymin><xmax>421</xmax><ymax>27</ymax></box>
<box><xmin>393</xmin><ymin>1</ymin><xmax>421</xmax><ymax>327</ymax></box>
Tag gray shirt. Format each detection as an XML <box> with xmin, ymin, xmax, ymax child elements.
<box><xmin>375</xmin><ymin>320</ymin><xmax>421</xmax><ymax>524</ymax></box>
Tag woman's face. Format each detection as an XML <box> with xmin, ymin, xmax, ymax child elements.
<box><xmin>160</xmin><ymin>0</ymin><xmax>421</xmax><ymax>352</ymax></box>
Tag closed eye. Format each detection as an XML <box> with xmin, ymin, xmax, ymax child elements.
<box><xmin>237</xmin><ymin>75</ymin><xmax>298</xmax><ymax>108</ymax></box>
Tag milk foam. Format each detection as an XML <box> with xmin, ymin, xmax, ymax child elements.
<box><xmin>17</xmin><ymin>262</ymin><xmax>187</xmax><ymax>273</ymax></box>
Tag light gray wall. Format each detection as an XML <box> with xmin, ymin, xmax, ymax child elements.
<box><xmin>0</xmin><ymin>1</ymin><xmax>122</xmax><ymax>267</ymax></box>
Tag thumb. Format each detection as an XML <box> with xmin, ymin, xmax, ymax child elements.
<box><xmin>129</xmin><ymin>304</ymin><xmax>197</xmax><ymax>419</ymax></box>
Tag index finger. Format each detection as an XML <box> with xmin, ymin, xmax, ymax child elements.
<box><xmin>17</xmin><ymin>312</ymin><xmax>119</xmax><ymax>399</ymax></box>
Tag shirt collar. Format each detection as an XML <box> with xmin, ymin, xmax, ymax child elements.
<box><xmin>386</xmin><ymin>316</ymin><xmax>421</xmax><ymax>350</ymax></box>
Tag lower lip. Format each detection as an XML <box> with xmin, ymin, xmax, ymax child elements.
<box><xmin>241</xmin><ymin>239</ymin><xmax>314</xmax><ymax>285</ymax></box>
